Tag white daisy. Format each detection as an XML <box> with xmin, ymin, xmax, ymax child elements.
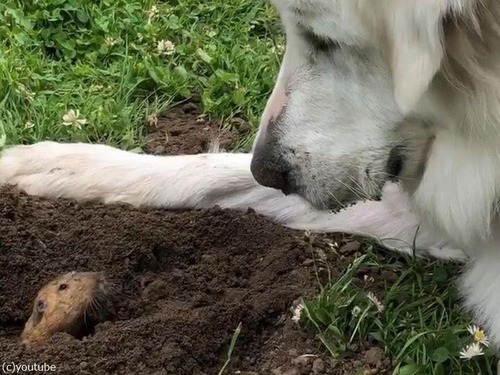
<box><xmin>460</xmin><ymin>342</ymin><xmax>484</xmax><ymax>360</ymax></box>
<box><xmin>367</xmin><ymin>291</ymin><xmax>384</xmax><ymax>313</ymax></box>
<box><xmin>62</xmin><ymin>109</ymin><xmax>87</xmax><ymax>129</ymax></box>
<box><xmin>467</xmin><ymin>324</ymin><xmax>490</xmax><ymax>347</ymax></box>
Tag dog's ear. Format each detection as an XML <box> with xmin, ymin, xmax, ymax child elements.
<box><xmin>388</xmin><ymin>0</ymin><xmax>477</xmax><ymax>114</ymax></box>
<box><xmin>388</xmin><ymin>2</ymin><xmax>451</xmax><ymax>114</ymax></box>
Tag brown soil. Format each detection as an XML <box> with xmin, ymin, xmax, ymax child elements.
<box><xmin>143</xmin><ymin>102</ymin><xmax>237</xmax><ymax>155</ymax></box>
<box><xmin>0</xmin><ymin>105</ymin><xmax>391</xmax><ymax>374</ymax></box>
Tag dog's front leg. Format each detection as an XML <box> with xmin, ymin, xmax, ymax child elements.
<box><xmin>460</xmin><ymin>251</ymin><xmax>500</xmax><ymax>350</ymax></box>
<box><xmin>0</xmin><ymin>142</ymin><xmax>315</xmax><ymax>223</ymax></box>
<box><xmin>0</xmin><ymin>141</ymin><xmax>466</xmax><ymax>261</ymax></box>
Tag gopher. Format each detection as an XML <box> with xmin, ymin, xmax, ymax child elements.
<box><xmin>21</xmin><ymin>271</ymin><xmax>115</xmax><ymax>344</ymax></box>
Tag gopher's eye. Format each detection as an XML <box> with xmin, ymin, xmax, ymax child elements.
<box><xmin>59</xmin><ymin>283</ymin><xmax>68</xmax><ymax>291</ymax></box>
<box><xmin>36</xmin><ymin>300</ymin><xmax>46</xmax><ymax>313</ymax></box>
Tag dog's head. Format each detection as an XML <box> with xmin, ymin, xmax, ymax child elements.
<box><xmin>251</xmin><ymin>0</ymin><xmax>481</xmax><ymax>210</ymax></box>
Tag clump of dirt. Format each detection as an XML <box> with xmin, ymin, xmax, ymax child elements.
<box><xmin>143</xmin><ymin>102</ymin><xmax>237</xmax><ymax>155</ymax></box>
<box><xmin>0</xmin><ymin>105</ymin><xmax>392</xmax><ymax>374</ymax></box>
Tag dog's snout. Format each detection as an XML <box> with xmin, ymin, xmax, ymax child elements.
<box><xmin>252</xmin><ymin>90</ymin><xmax>294</xmax><ymax>194</ymax></box>
<box><xmin>250</xmin><ymin>150</ymin><xmax>293</xmax><ymax>195</ymax></box>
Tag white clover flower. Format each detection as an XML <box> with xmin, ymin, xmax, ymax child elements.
<box><xmin>460</xmin><ymin>342</ymin><xmax>485</xmax><ymax>360</ymax></box>
<box><xmin>104</xmin><ymin>36</ymin><xmax>119</xmax><ymax>47</ymax></box>
<box><xmin>467</xmin><ymin>324</ymin><xmax>490</xmax><ymax>347</ymax></box>
<box><xmin>89</xmin><ymin>84</ymin><xmax>104</xmax><ymax>92</ymax></box>
<box><xmin>16</xmin><ymin>84</ymin><xmax>35</xmax><ymax>102</ymax></box>
<box><xmin>363</xmin><ymin>275</ymin><xmax>375</xmax><ymax>284</ymax></box>
<box><xmin>352</xmin><ymin>305</ymin><xmax>362</xmax><ymax>317</ymax></box>
<box><xmin>62</xmin><ymin>109</ymin><xmax>87</xmax><ymax>129</ymax></box>
<box><xmin>270</xmin><ymin>43</ymin><xmax>285</xmax><ymax>54</ymax></box>
<box><xmin>157</xmin><ymin>39</ymin><xmax>175</xmax><ymax>55</ymax></box>
<box><xmin>24</xmin><ymin>90</ymin><xmax>35</xmax><ymax>102</ymax></box>
<box><xmin>146</xmin><ymin>5</ymin><xmax>159</xmax><ymax>19</ymax></box>
<box><xmin>367</xmin><ymin>291</ymin><xmax>384</xmax><ymax>313</ymax></box>
<box><xmin>104</xmin><ymin>37</ymin><xmax>114</xmax><ymax>46</ymax></box>
<box><xmin>291</xmin><ymin>303</ymin><xmax>304</xmax><ymax>323</ymax></box>
<box><xmin>147</xmin><ymin>113</ymin><xmax>158</xmax><ymax>127</ymax></box>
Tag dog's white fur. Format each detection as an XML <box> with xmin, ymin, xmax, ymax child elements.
<box><xmin>3</xmin><ymin>0</ymin><xmax>500</xmax><ymax>349</ymax></box>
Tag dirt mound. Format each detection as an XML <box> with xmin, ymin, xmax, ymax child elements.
<box><xmin>0</xmin><ymin>185</ymin><xmax>318</xmax><ymax>373</ymax></box>
<box><xmin>143</xmin><ymin>102</ymin><xmax>236</xmax><ymax>155</ymax></box>
<box><xmin>0</xmin><ymin>105</ymin><xmax>390</xmax><ymax>374</ymax></box>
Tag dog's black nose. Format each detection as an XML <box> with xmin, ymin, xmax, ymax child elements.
<box><xmin>250</xmin><ymin>155</ymin><xmax>293</xmax><ymax>195</ymax></box>
<box><xmin>386</xmin><ymin>145</ymin><xmax>406</xmax><ymax>178</ymax></box>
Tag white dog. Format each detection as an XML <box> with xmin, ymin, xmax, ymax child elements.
<box><xmin>2</xmin><ymin>0</ymin><xmax>500</xmax><ymax>349</ymax></box>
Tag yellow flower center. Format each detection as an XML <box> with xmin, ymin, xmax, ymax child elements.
<box><xmin>474</xmin><ymin>330</ymin><xmax>485</xmax><ymax>342</ymax></box>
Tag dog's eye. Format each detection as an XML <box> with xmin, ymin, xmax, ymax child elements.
<box><xmin>36</xmin><ymin>300</ymin><xmax>46</xmax><ymax>313</ymax></box>
<box><xmin>299</xmin><ymin>27</ymin><xmax>340</xmax><ymax>53</ymax></box>
<box><xmin>59</xmin><ymin>283</ymin><xmax>68</xmax><ymax>291</ymax></box>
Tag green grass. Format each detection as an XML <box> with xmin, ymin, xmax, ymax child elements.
<box><xmin>218</xmin><ymin>322</ymin><xmax>242</xmax><ymax>374</ymax></box>
<box><xmin>1</xmin><ymin>1</ymin><xmax>497</xmax><ymax>374</ymax></box>
<box><xmin>299</xmin><ymin>237</ymin><xmax>498</xmax><ymax>374</ymax></box>
<box><xmin>0</xmin><ymin>0</ymin><xmax>283</xmax><ymax>150</ymax></box>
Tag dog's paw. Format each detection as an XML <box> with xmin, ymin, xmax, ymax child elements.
<box><xmin>1</xmin><ymin>142</ymin><xmax>65</xmax><ymax>193</ymax></box>
<box><xmin>0</xmin><ymin>141</ymin><xmax>123</xmax><ymax>199</ymax></box>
